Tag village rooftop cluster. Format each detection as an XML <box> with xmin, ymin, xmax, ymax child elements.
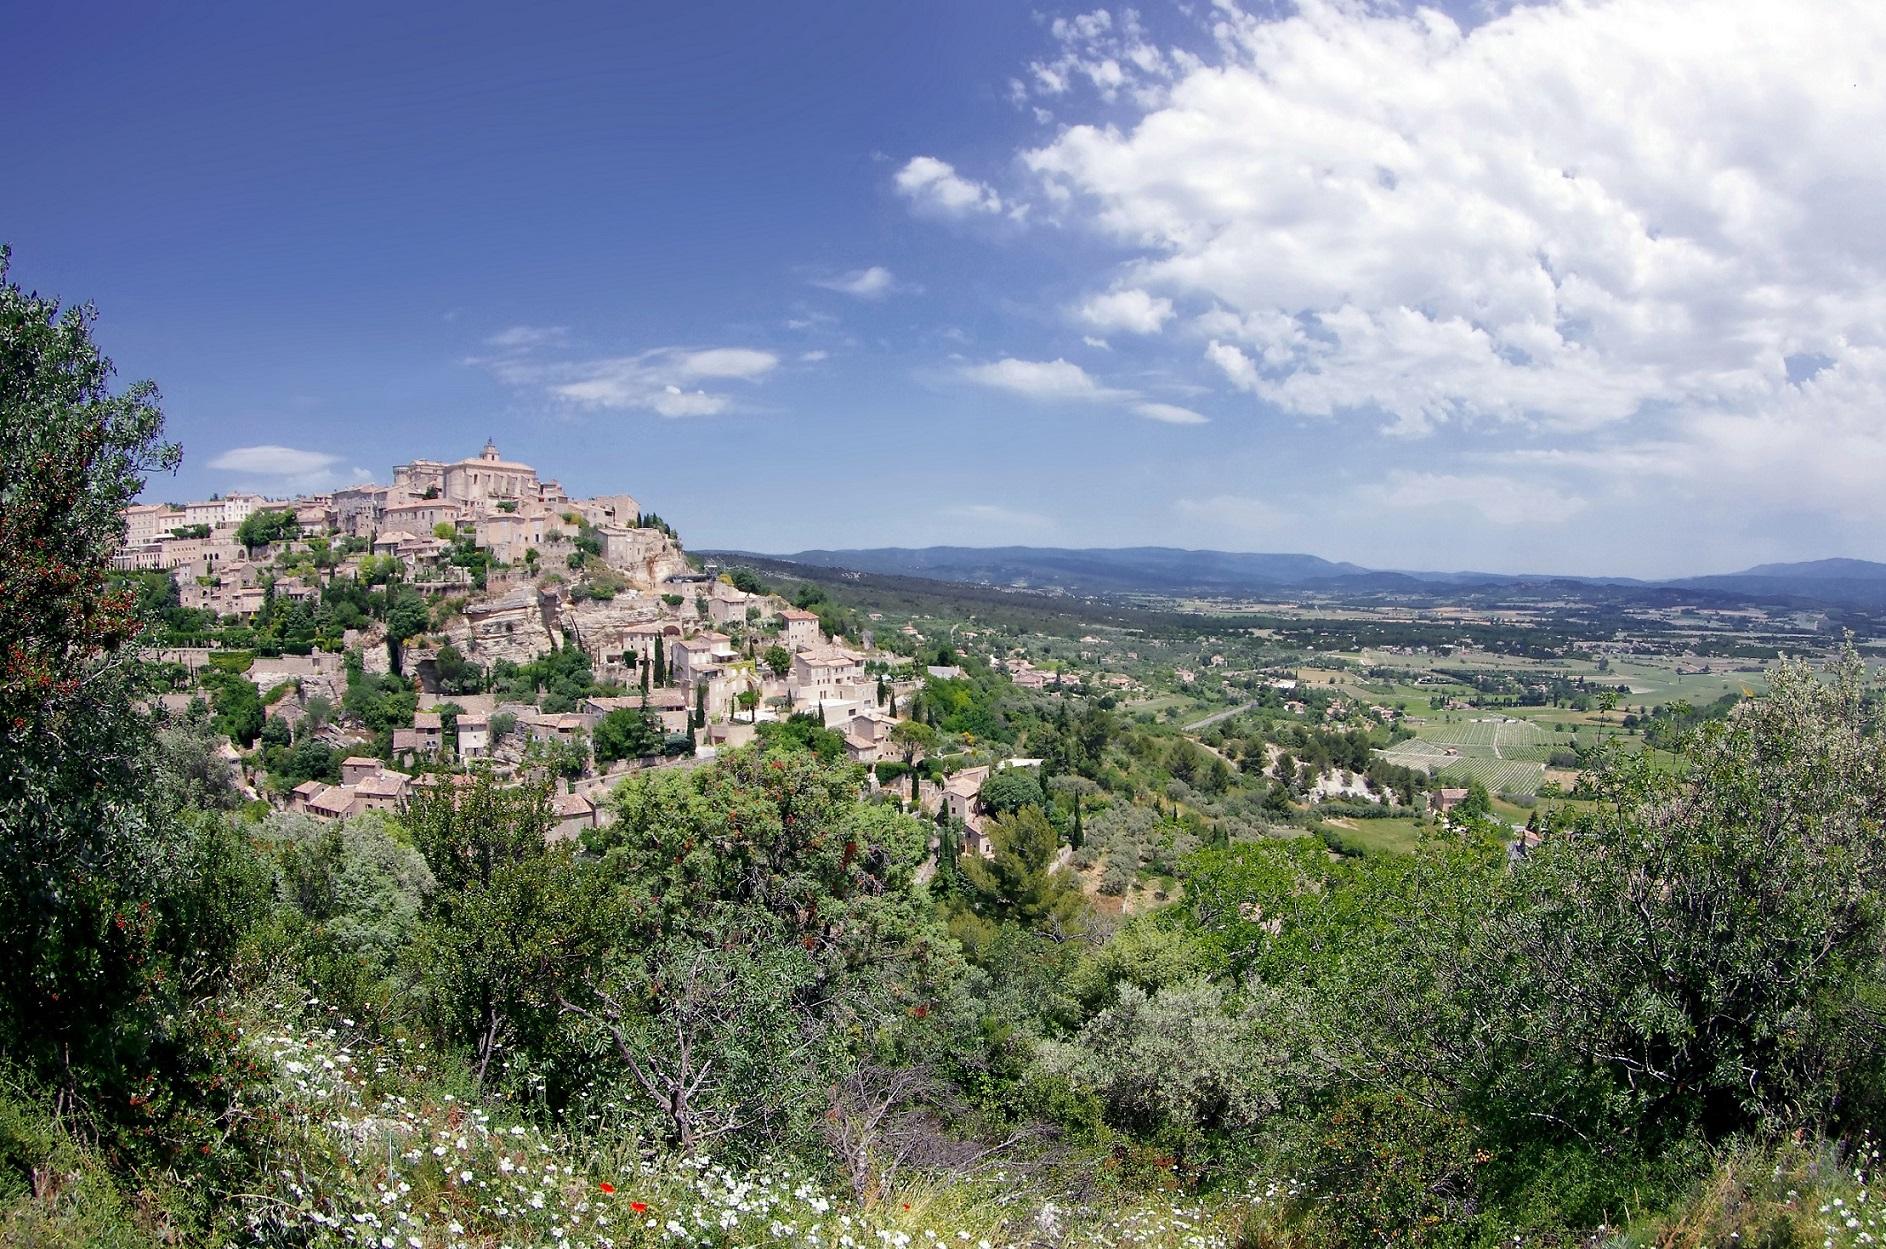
<box><xmin>122</xmin><ymin>442</ymin><xmax>1034</xmax><ymax>847</ymax></box>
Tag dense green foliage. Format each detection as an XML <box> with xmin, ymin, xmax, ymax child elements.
<box><xmin>235</xmin><ymin>505</ymin><xmax>299</xmax><ymax>552</ymax></box>
<box><xmin>592</xmin><ymin>704</ymin><xmax>664</xmax><ymax>763</ymax></box>
<box><xmin>491</xmin><ymin>643</ymin><xmax>602</xmax><ymax>711</ymax></box>
<box><xmin>0</xmin><ymin>250</ymin><xmax>271</xmax><ymax>1201</ymax></box>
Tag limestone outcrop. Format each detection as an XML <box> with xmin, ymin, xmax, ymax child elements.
<box><xmin>452</xmin><ymin>583</ymin><xmax>562</xmax><ymax>666</ymax></box>
<box><xmin>599</xmin><ymin>527</ymin><xmax>690</xmax><ymax>588</ymax></box>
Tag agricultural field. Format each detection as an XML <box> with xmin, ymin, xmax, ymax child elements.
<box><xmin>1128</xmin><ymin>692</ymin><xmax>1212</xmax><ymax>720</ymax></box>
<box><xmin>1599</xmin><ymin>658</ymin><xmax>1766</xmax><ymax>706</ymax></box>
<box><xmin>1379</xmin><ymin>715</ymin><xmax>1555</xmax><ymax>795</ymax></box>
<box><xmin>1435</xmin><ymin>756</ymin><xmax>1547</xmax><ymax>794</ymax></box>
<box><xmin>1336</xmin><ymin>645</ymin><xmax>1774</xmax><ymax>714</ymax></box>
<box><xmin>1315</xmin><ymin>815</ymin><xmax>1427</xmax><ymax>856</ymax></box>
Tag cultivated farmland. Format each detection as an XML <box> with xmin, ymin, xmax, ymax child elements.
<box><xmin>1378</xmin><ymin>715</ymin><xmax>1552</xmax><ymax>795</ymax></box>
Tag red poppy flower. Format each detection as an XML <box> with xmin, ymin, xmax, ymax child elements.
<box><xmin>599</xmin><ymin>1181</ymin><xmax>616</xmax><ymax>1194</ymax></box>
<box><xmin>631</xmin><ymin>1201</ymin><xmax>649</xmax><ymax>1214</ymax></box>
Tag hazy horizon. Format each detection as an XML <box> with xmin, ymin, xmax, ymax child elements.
<box><xmin>722</xmin><ymin>542</ymin><xmax>1881</xmax><ymax>585</ymax></box>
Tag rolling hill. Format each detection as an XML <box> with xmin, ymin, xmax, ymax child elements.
<box><xmin>766</xmin><ymin>546</ymin><xmax>1371</xmax><ymax>594</ymax></box>
<box><xmin>726</xmin><ymin>546</ymin><xmax>1886</xmax><ymax>611</ymax></box>
<box><xmin>1668</xmin><ymin>558</ymin><xmax>1886</xmax><ymax>608</ymax></box>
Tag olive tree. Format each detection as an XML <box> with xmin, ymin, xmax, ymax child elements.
<box><xmin>0</xmin><ymin>247</ymin><xmax>268</xmax><ymax>1158</ymax></box>
<box><xmin>1504</xmin><ymin>649</ymin><xmax>1886</xmax><ymax>1139</ymax></box>
<box><xmin>1038</xmin><ymin>979</ymin><xmax>1280</xmax><ymax>1154</ymax></box>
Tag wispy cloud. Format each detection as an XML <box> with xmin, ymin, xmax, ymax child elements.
<box><xmin>810</xmin><ymin>265</ymin><xmax>901</xmax><ymax>299</ymax></box>
<box><xmin>207</xmin><ymin>445</ymin><xmax>365</xmax><ymax>494</ymax></box>
<box><xmin>553</xmin><ymin>348</ymin><xmax>779</xmax><ymax>416</ymax></box>
<box><xmin>477</xmin><ymin>341</ymin><xmax>781</xmax><ymax>418</ymax></box>
<box><xmin>672</xmin><ymin>347</ymin><xmax>777</xmax><ymax>379</ymax></box>
<box><xmin>208</xmin><ymin>445</ymin><xmax>340</xmax><ymax>476</ymax></box>
<box><xmin>1380</xmin><ymin>472</ymin><xmax>1587</xmax><ymax>526</ymax></box>
<box><xmin>485</xmin><ymin>324</ymin><xmax>569</xmax><ymax>350</ymax></box>
<box><xmin>1135</xmin><ymin>402</ymin><xmax>1208</xmax><ymax>425</ymax></box>
<box><xmin>959</xmin><ymin>357</ymin><xmax>1207</xmax><ymax>425</ymax></box>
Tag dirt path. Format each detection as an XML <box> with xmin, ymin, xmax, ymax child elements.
<box><xmin>1183</xmin><ymin>700</ymin><xmax>1260</xmax><ymax>732</ymax></box>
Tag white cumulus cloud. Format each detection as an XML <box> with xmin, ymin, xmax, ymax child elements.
<box><xmin>1075</xmin><ymin>288</ymin><xmax>1174</xmax><ymax>334</ymax></box>
<box><xmin>646</xmin><ymin>386</ymin><xmax>731</xmax><ymax>418</ymax></box>
<box><xmin>967</xmin><ymin>0</ymin><xmax>1886</xmax><ymax>530</ymax></box>
<box><xmin>959</xmin><ymin>357</ymin><xmax>1123</xmax><ymax>402</ymax></box>
<box><xmin>1205</xmin><ymin>341</ymin><xmax>1260</xmax><ymax>393</ymax></box>
<box><xmin>895</xmin><ymin>156</ymin><xmax>1003</xmax><ymax>218</ymax></box>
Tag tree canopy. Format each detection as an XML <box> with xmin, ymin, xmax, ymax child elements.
<box><xmin>235</xmin><ymin>506</ymin><xmax>299</xmax><ymax>551</ymax></box>
<box><xmin>593</xmin><ymin>705</ymin><xmax>664</xmax><ymax>763</ymax></box>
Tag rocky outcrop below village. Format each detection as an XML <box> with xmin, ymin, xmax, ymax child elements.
<box><xmin>449</xmin><ymin>583</ymin><xmax>563</xmax><ymax>666</ymax></box>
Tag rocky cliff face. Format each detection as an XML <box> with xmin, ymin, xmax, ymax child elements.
<box><xmin>357</xmin><ymin>633</ymin><xmax>393</xmax><ymax>676</ymax></box>
<box><xmin>563</xmin><ymin>592</ymin><xmax>665</xmax><ymax>652</ymax></box>
<box><xmin>434</xmin><ymin>527</ymin><xmax>691</xmax><ymax>670</ymax></box>
<box><xmin>449</xmin><ymin>583</ymin><xmax>563</xmax><ymax>666</ymax></box>
<box><xmin>601</xmin><ymin>527</ymin><xmax>690</xmax><ymax>588</ymax></box>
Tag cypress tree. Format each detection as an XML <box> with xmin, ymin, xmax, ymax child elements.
<box><xmin>931</xmin><ymin>810</ymin><xmax>960</xmax><ymax>898</ymax></box>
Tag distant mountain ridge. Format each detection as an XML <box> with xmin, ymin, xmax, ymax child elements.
<box><xmin>1731</xmin><ymin>558</ymin><xmax>1886</xmax><ymax>581</ymax></box>
<box><xmin>774</xmin><ymin>546</ymin><xmax>1371</xmax><ymax>594</ymax></box>
<box><xmin>735</xmin><ymin>546</ymin><xmax>1886</xmax><ymax>610</ymax></box>
<box><xmin>1665</xmin><ymin>558</ymin><xmax>1886</xmax><ymax>604</ymax></box>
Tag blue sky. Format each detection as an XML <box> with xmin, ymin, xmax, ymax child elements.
<box><xmin>9</xmin><ymin>1</ymin><xmax>1886</xmax><ymax>577</ymax></box>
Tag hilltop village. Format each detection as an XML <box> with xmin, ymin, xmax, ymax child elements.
<box><xmin>118</xmin><ymin>442</ymin><xmax>1010</xmax><ymax>841</ymax></box>
<box><xmin>116</xmin><ymin>440</ymin><xmax>1759</xmax><ymax>878</ymax></box>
